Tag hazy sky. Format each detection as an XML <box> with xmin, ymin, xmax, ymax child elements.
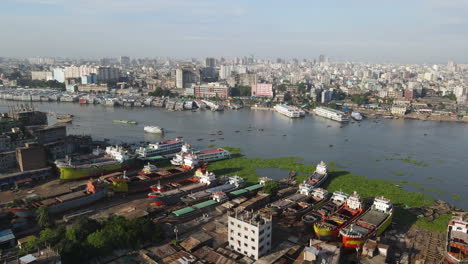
<box><xmin>1</xmin><ymin>0</ymin><xmax>467</xmax><ymax>63</ymax></box>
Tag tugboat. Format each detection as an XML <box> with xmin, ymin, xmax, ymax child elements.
<box><xmin>314</xmin><ymin>191</ymin><xmax>364</xmax><ymax>241</ymax></box>
<box><xmin>302</xmin><ymin>191</ymin><xmax>349</xmax><ymax>225</ymax></box>
<box><xmin>444</xmin><ymin>213</ymin><xmax>467</xmax><ymax>263</ymax></box>
<box><xmin>340</xmin><ymin>196</ymin><xmax>393</xmax><ymax>249</ymax></box>
<box><xmin>307</xmin><ymin>161</ymin><xmax>328</xmax><ymax>187</ymax></box>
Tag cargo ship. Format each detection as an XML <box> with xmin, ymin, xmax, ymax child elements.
<box><xmin>7</xmin><ymin>180</ymin><xmax>108</xmax><ymax>217</ymax></box>
<box><xmin>307</xmin><ymin>161</ymin><xmax>328</xmax><ymax>187</ymax></box>
<box><xmin>445</xmin><ymin>213</ymin><xmax>467</xmax><ymax>263</ymax></box>
<box><xmin>55</xmin><ymin>146</ymin><xmax>134</xmax><ymax>180</ymax></box>
<box><xmin>148</xmin><ymin>169</ymin><xmax>219</xmax><ymax>205</ymax></box>
<box><xmin>180</xmin><ymin>176</ymin><xmax>245</xmax><ymax>205</ymax></box>
<box><xmin>339</xmin><ymin>197</ymin><xmax>393</xmax><ymax>248</ymax></box>
<box><xmin>314</xmin><ymin>191</ymin><xmax>364</xmax><ymax>241</ymax></box>
<box><xmin>268</xmin><ymin>181</ymin><xmax>317</xmax><ymax>215</ymax></box>
<box><xmin>171</xmin><ymin>148</ymin><xmax>231</xmax><ymax>165</ymax></box>
<box><xmin>283</xmin><ymin>186</ymin><xmax>330</xmax><ymax>220</ymax></box>
<box><xmin>302</xmin><ymin>191</ymin><xmax>349</xmax><ymax>225</ymax></box>
<box><xmin>135</xmin><ymin>138</ymin><xmax>184</xmax><ymax>158</ymax></box>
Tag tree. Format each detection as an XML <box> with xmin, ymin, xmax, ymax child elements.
<box><xmin>263</xmin><ymin>181</ymin><xmax>280</xmax><ymax>195</ymax></box>
<box><xmin>19</xmin><ymin>236</ymin><xmax>39</xmax><ymax>255</ymax></box>
<box><xmin>36</xmin><ymin>205</ymin><xmax>50</xmax><ymax>228</ymax></box>
<box><xmin>40</xmin><ymin>226</ymin><xmax>65</xmax><ymax>246</ymax></box>
<box><xmin>66</xmin><ymin>217</ymin><xmax>101</xmax><ymax>242</ymax></box>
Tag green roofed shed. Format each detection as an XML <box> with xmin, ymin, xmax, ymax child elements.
<box><xmin>230</xmin><ymin>189</ymin><xmax>248</xmax><ymax>196</ymax></box>
<box><xmin>245</xmin><ymin>184</ymin><xmax>263</xmax><ymax>191</ymax></box>
<box><xmin>193</xmin><ymin>200</ymin><xmax>217</xmax><ymax>209</ymax></box>
<box><xmin>172</xmin><ymin>207</ymin><xmax>195</xmax><ymax>216</ymax></box>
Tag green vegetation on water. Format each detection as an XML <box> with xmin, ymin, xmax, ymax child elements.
<box><xmin>390</xmin><ymin>171</ymin><xmax>405</xmax><ymax>176</ymax></box>
<box><xmin>208</xmin><ymin>147</ymin><xmax>450</xmax><ymax>232</ymax></box>
<box><xmin>452</xmin><ymin>194</ymin><xmax>465</xmax><ymax>201</ymax></box>
<box><xmin>384</xmin><ymin>155</ymin><xmax>428</xmax><ymax>167</ymax></box>
<box><xmin>207</xmin><ymin>144</ymin><xmax>217</xmax><ymax>148</ymax></box>
<box><xmin>415</xmin><ymin>214</ymin><xmax>452</xmax><ymax>233</ymax></box>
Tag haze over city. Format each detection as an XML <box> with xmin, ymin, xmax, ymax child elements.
<box><xmin>1</xmin><ymin>0</ymin><xmax>468</xmax><ymax>63</ymax></box>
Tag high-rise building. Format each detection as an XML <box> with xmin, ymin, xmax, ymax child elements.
<box><xmin>176</xmin><ymin>67</ymin><xmax>200</xmax><ymax>89</ymax></box>
<box><xmin>31</xmin><ymin>71</ymin><xmax>53</xmax><ymax>81</ymax></box>
<box><xmin>321</xmin><ymin>89</ymin><xmax>333</xmax><ymax>103</ymax></box>
<box><xmin>120</xmin><ymin>56</ymin><xmax>131</xmax><ymax>66</ymax></box>
<box><xmin>53</xmin><ymin>68</ymin><xmax>65</xmax><ymax>83</ymax></box>
<box><xmin>28</xmin><ymin>57</ymin><xmax>55</xmax><ymax>65</ymax></box>
<box><xmin>228</xmin><ymin>211</ymin><xmax>272</xmax><ymax>260</ymax></box>
<box><xmin>205</xmin><ymin>57</ymin><xmax>216</xmax><ymax>68</ymax></box>
<box><xmin>193</xmin><ymin>82</ymin><xmax>230</xmax><ymax>98</ymax></box>
<box><xmin>251</xmin><ymin>83</ymin><xmax>273</xmax><ymax>97</ymax></box>
<box><xmin>447</xmin><ymin>61</ymin><xmax>457</xmax><ymax>72</ymax></box>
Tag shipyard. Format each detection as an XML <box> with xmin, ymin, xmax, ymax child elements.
<box><xmin>0</xmin><ymin>106</ymin><xmax>465</xmax><ymax>264</ymax></box>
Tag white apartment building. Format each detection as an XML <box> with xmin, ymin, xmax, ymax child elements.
<box><xmin>31</xmin><ymin>71</ymin><xmax>53</xmax><ymax>81</ymax></box>
<box><xmin>228</xmin><ymin>211</ymin><xmax>272</xmax><ymax>260</ymax></box>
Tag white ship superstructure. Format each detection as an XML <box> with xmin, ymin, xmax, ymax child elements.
<box><xmin>144</xmin><ymin>126</ymin><xmax>164</xmax><ymax>134</ymax></box>
<box><xmin>135</xmin><ymin>138</ymin><xmax>184</xmax><ymax>158</ymax></box>
<box><xmin>313</xmin><ymin>106</ymin><xmax>349</xmax><ymax>122</ymax></box>
<box><xmin>274</xmin><ymin>104</ymin><xmax>305</xmax><ymax>118</ymax></box>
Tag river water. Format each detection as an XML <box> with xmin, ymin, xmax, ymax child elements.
<box><xmin>1</xmin><ymin>101</ymin><xmax>467</xmax><ymax>209</ymax></box>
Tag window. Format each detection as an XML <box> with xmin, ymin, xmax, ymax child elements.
<box><xmin>260</xmin><ymin>246</ymin><xmax>264</xmax><ymax>251</ymax></box>
<box><xmin>244</xmin><ymin>251</ymin><xmax>247</xmax><ymax>254</ymax></box>
<box><xmin>244</xmin><ymin>227</ymin><xmax>248</xmax><ymax>231</ymax></box>
<box><xmin>230</xmin><ymin>237</ymin><xmax>233</xmax><ymax>240</ymax></box>
<box><xmin>267</xmin><ymin>234</ymin><xmax>270</xmax><ymax>238</ymax></box>
<box><xmin>238</xmin><ymin>233</ymin><xmax>241</xmax><ymax>236</ymax></box>
<box><xmin>230</xmin><ymin>230</ymin><xmax>233</xmax><ymax>233</ymax></box>
<box><xmin>244</xmin><ymin>235</ymin><xmax>248</xmax><ymax>239</ymax></box>
<box><xmin>251</xmin><ymin>246</ymin><xmax>256</xmax><ymax>250</ymax></box>
<box><xmin>244</xmin><ymin>243</ymin><xmax>247</xmax><ymax>247</ymax></box>
<box><xmin>260</xmin><ymin>238</ymin><xmax>264</xmax><ymax>243</ymax></box>
<box><xmin>237</xmin><ymin>248</ymin><xmax>241</xmax><ymax>251</ymax></box>
<box><xmin>259</xmin><ymin>230</ymin><xmax>264</xmax><ymax>235</ymax></box>
<box><xmin>267</xmin><ymin>242</ymin><xmax>270</xmax><ymax>246</ymax></box>
<box><xmin>251</xmin><ymin>238</ymin><xmax>255</xmax><ymax>242</ymax></box>
<box><xmin>237</xmin><ymin>224</ymin><xmax>241</xmax><ymax>228</ymax></box>
<box><xmin>267</xmin><ymin>225</ymin><xmax>271</xmax><ymax>229</ymax></box>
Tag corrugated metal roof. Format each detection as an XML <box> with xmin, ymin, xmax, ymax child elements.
<box><xmin>172</xmin><ymin>207</ymin><xmax>195</xmax><ymax>216</ymax></box>
<box><xmin>245</xmin><ymin>184</ymin><xmax>263</xmax><ymax>191</ymax></box>
<box><xmin>230</xmin><ymin>189</ymin><xmax>248</xmax><ymax>196</ymax></box>
<box><xmin>193</xmin><ymin>200</ymin><xmax>217</xmax><ymax>209</ymax></box>
<box><xmin>0</xmin><ymin>229</ymin><xmax>15</xmax><ymax>243</ymax></box>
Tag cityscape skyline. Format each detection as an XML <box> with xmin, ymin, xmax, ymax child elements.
<box><xmin>1</xmin><ymin>0</ymin><xmax>468</xmax><ymax>63</ymax></box>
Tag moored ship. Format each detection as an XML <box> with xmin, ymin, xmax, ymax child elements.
<box><xmin>180</xmin><ymin>176</ymin><xmax>245</xmax><ymax>205</ymax></box>
<box><xmin>274</xmin><ymin>104</ymin><xmax>305</xmax><ymax>118</ymax></box>
<box><xmin>171</xmin><ymin>148</ymin><xmax>230</xmax><ymax>165</ymax></box>
<box><xmin>55</xmin><ymin>146</ymin><xmax>134</xmax><ymax>180</ymax></box>
<box><xmin>148</xmin><ymin>169</ymin><xmax>219</xmax><ymax>205</ymax></box>
<box><xmin>283</xmin><ymin>184</ymin><xmax>330</xmax><ymax>220</ymax></box>
<box><xmin>340</xmin><ymin>196</ymin><xmax>393</xmax><ymax>249</ymax></box>
<box><xmin>313</xmin><ymin>106</ymin><xmax>349</xmax><ymax>122</ymax></box>
<box><xmin>307</xmin><ymin>161</ymin><xmax>328</xmax><ymax>187</ymax></box>
<box><xmin>445</xmin><ymin>213</ymin><xmax>467</xmax><ymax>263</ymax></box>
<box><xmin>302</xmin><ymin>191</ymin><xmax>349</xmax><ymax>225</ymax></box>
<box><xmin>7</xmin><ymin>180</ymin><xmax>108</xmax><ymax>217</ymax></box>
<box><xmin>135</xmin><ymin>138</ymin><xmax>184</xmax><ymax>158</ymax></box>
<box><xmin>351</xmin><ymin>111</ymin><xmax>363</xmax><ymax>121</ymax></box>
<box><xmin>314</xmin><ymin>191</ymin><xmax>364</xmax><ymax>241</ymax></box>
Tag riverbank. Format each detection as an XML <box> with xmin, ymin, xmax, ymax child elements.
<box><xmin>209</xmin><ymin>147</ymin><xmax>460</xmax><ymax>233</ymax></box>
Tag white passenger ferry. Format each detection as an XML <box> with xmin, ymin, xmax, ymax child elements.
<box><xmin>274</xmin><ymin>104</ymin><xmax>305</xmax><ymax>118</ymax></box>
<box><xmin>135</xmin><ymin>138</ymin><xmax>184</xmax><ymax>158</ymax></box>
<box><xmin>171</xmin><ymin>148</ymin><xmax>231</xmax><ymax>165</ymax></box>
<box><xmin>313</xmin><ymin>106</ymin><xmax>349</xmax><ymax>122</ymax></box>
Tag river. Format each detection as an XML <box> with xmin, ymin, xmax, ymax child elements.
<box><xmin>1</xmin><ymin>101</ymin><xmax>467</xmax><ymax>209</ymax></box>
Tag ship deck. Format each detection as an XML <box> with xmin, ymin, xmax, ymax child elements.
<box><xmin>286</xmin><ymin>193</ymin><xmax>307</xmax><ymax>202</ymax></box>
<box><xmin>161</xmin><ymin>183</ymin><xmax>206</xmax><ymax>196</ymax></box>
<box><xmin>358</xmin><ymin>210</ymin><xmax>389</xmax><ymax>227</ymax></box>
